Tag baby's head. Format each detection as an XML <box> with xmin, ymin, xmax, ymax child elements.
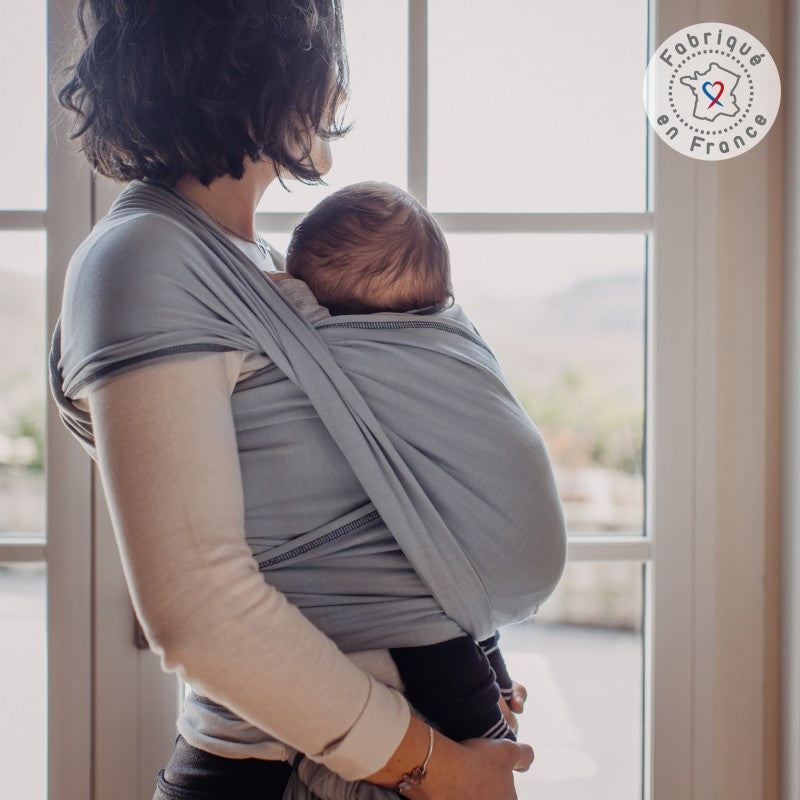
<box><xmin>285</xmin><ymin>181</ymin><xmax>453</xmax><ymax>315</ymax></box>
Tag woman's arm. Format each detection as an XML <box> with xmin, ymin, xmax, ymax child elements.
<box><xmin>86</xmin><ymin>349</ymin><xmax>408</xmax><ymax>780</ymax></box>
<box><xmin>86</xmin><ymin>349</ymin><xmax>533</xmax><ymax>796</ymax></box>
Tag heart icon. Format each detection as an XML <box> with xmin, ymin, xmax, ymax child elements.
<box><xmin>702</xmin><ymin>81</ymin><xmax>725</xmax><ymax>109</ymax></box>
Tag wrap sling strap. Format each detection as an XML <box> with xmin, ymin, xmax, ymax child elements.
<box><xmin>48</xmin><ymin>178</ymin><xmax>567</xmax><ymax>649</ymax></box>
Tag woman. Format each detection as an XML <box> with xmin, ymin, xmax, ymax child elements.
<box><xmin>51</xmin><ymin>2</ymin><xmax>534</xmax><ymax>798</ymax></box>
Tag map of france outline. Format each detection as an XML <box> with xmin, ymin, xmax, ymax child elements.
<box><xmin>679</xmin><ymin>62</ymin><xmax>741</xmax><ymax>121</ymax></box>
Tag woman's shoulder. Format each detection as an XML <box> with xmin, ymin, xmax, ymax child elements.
<box><xmin>62</xmin><ymin>209</ymin><xmax>211</xmax><ymax>320</ymax></box>
<box><xmin>57</xmin><ymin>204</ymin><xmax>252</xmax><ymax>400</ymax></box>
<box><xmin>71</xmin><ymin>209</ymin><xmax>196</xmax><ymax>276</ymax></box>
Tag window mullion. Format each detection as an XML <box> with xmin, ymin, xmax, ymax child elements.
<box><xmin>567</xmin><ymin>536</ymin><xmax>652</xmax><ymax>562</ymax></box>
<box><xmin>0</xmin><ymin>539</ymin><xmax>46</xmax><ymax>561</ymax></box>
<box><xmin>435</xmin><ymin>211</ymin><xmax>654</xmax><ymax>235</ymax></box>
<box><xmin>255</xmin><ymin>210</ymin><xmax>654</xmax><ymax>235</ymax></box>
<box><xmin>47</xmin><ymin>3</ymin><xmax>95</xmax><ymax>799</ymax></box>
<box><xmin>408</xmin><ymin>0</ymin><xmax>427</xmax><ymax>205</ymax></box>
<box><xmin>0</xmin><ymin>211</ymin><xmax>47</xmax><ymax>228</ymax></box>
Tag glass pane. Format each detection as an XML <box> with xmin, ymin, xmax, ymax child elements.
<box><xmin>0</xmin><ymin>232</ymin><xmax>47</xmax><ymax>538</ymax></box>
<box><xmin>0</xmin><ymin>562</ymin><xmax>47</xmax><ymax>799</ymax></box>
<box><xmin>258</xmin><ymin>0</ymin><xmax>408</xmax><ymax>214</ymax></box>
<box><xmin>448</xmin><ymin>233</ymin><xmax>645</xmax><ymax>534</ymax></box>
<box><xmin>0</xmin><ymin>1</ymin><xmax>46</xmax><ymax>209</ymax></box>
<box><xmin>502</xmin><ymin>561</ymin><xmax>643</xmax><ymax>800</ymax></box>
<box><xmin>428</xmin><ymin>0</ymin><xmax>647</xmax><ymax>212</ymax></box>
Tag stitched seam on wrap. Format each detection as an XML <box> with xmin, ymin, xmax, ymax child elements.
<box><xmin>316</xmin><ymin>319</ymin><xmax>491</xmax><ymax>354</ymax></box>
<box><xmin>257</xmin><ymin>509</ymin><xmax>381</xmax><ymax>569</ymax></box>
<box><xmin>69</xmin><ymin>343</ymin><xmax>242</xmax><ymax>395</ymax></box>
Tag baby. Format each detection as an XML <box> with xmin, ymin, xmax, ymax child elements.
<box><xmin>266</xmin><ymin>181</ymin><xmax>526</xmax><ymax>743</ymax></box>
<box><xmin>283</xmin><ymin>180</ymin><xmax>453</xmax><ymax>316</ymax></box>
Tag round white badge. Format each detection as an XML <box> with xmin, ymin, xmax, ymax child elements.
<box><xmin>643</xmin><ymin>23</ymin><xmax>781</xmax><ymax>161</ymax></box>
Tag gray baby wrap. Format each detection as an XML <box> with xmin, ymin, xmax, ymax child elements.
<box><xmin>48</xmin><ymin>179</ymin><xmax>566</xmax><ymax>798</ymax></box>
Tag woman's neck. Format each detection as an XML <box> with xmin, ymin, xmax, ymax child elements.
<box><xmin>173</xmin><ymin>157</ymin><xmax>278</xmax><ymax>242</ymax></box>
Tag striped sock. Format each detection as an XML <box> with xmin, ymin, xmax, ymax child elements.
<box><xmin>479</xmin><ymin>715</ymin><xmax>517</xmax><ymax>741</ymax></box>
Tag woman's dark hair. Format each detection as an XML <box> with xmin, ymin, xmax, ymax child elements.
<box><xmin>56</xmin><ymin>0</ymin><xmax>352</xmax><ymax>188</ymax></box>
<box><xmin>286</xmin><ymin>181</ymin><xmax>454</xmax><ymax>316</ymax></box>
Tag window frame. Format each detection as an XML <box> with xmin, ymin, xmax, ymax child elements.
<box><xmin>9</xmin><ymin>0</ymin><xmax>780</xmax><ymax>798</ymax></box>
<box><xmin>784</xmin><ymin>3</ymin><xmax>800</xmax><ymax>799</ymax></box>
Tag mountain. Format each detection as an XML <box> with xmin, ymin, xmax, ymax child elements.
<box><xmin>458</xmin><ymin>271</ymin><xmax>645</xmax><ymax>399</ymax></box>
<box><xmin>0</xmin><ymin>268</ymin><xmax>646</xmax><ymax>424</ymax></box>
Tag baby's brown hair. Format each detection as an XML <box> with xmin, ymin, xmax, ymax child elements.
<box><xmin>285</xmin><ymin>181</ymin><xmax>453</xmax><ymax>315</ymax></box>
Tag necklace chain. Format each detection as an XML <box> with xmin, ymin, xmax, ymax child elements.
<box><xmin>188</xmin><ymin>197</ymin><xmax>271</xmax><ymax>260</ymax></box>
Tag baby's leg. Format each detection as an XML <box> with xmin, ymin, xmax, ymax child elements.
<box><xmin>478</xmin><ymin>630</ymin><xmax>515</xmax><ymax>704</ymax></box>
<box><xmin>389</xmin><ymin>634</ymin><xmax>516</xmax><ymax>742</ymax></box>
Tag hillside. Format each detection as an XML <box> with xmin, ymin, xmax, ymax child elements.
<box><xmin>455</xmin><ymin>271</ymin><xmax>645</xmax><ymax>399</ymax></box>
<box><xmin>0</xmin><ymin>269</ymin><xmax>46</xmax><ymax>433</ymax></box>
<box><xmin>0</xmin><ymin>268</ymin><xmax>646</xmax><ymax>428</ymax></box>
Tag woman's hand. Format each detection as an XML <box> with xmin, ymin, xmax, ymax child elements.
<box><xmin>365</xmin><ymin>713</ymin><xmax>533</xmax><ymax>800</ymax></box>
<box><xmin>499</xmin><ymin>679</ymin><xmax>529</xmax><ymax>736</ymax></box>
<box><xmin>499</xmin><ymin>697</ymin><xmax>519</xmax><ymax>736</ymax></box>
<box><xmin>411</xmin><ymin>734</ymin><xmax>534</xmax><ymax>800</ymax></box>
<box><xmin>508</xmin><ymin>680</ymin><xmax>528</xmax><ymax>715</ymax></box>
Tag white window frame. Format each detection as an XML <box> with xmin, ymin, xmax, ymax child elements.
<box><xmin>9</xmin><ymin>0</ymin><xmax>781</xmax><ymax>798</ymax></box>
<box><xmin>782</xmin><ymin>0</ymin><xmax>800</xmax><ymax>798</ymax></box>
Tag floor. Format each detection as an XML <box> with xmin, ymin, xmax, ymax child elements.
<box><xmin>500</xmin><ymin>621</ymin><xmax>643</xmax><ymax>800</ymax></box>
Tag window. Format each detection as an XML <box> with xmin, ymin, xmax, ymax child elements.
<box><xmin>0</xmin><ymin>2</ymin><xmax>48</xmax><ymax>798</ymax></box>
<box><xmin>259</xmin><ymin>4</ymin><xmax>650</xmax><ymax>795</ymax></box>
<box><xmin>37</xmin><ymin>1</ymin><xmax>783</xmax><ymax>799</ymax></box>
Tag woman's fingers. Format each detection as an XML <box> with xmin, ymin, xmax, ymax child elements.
<box><xmin>509</xmin><ymin>741</ymin><xmax>535</xmax><ymax>772</ymax></box>
<box><xmin>509</xmin><ymin>680</ymin><xmax>528</xmax><ymax>713</ymax></box>
<box><xmin>498</xmin><ymin>697</ymin><xmax>519</xmax><ymax>735</ymax></box>
<box><xmin>456</xmin><ymin>736</ymin><xmax>535</xmax><ymax>799</ymax></box>
<box><xmin>508</xmin><ymin>695</ymin><xmax>524</xmax><ymax>714</ymax></box>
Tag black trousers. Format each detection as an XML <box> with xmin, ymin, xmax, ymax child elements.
<box><xmin>153</xmin><ymin>734</ymin><xmax>293</xmax><ymax>800</ymax></box>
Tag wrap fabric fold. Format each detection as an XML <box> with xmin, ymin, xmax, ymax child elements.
<box><xmin>282</xmin><ymin>746</ymin><xmax>400</xmax><ymax>800</ymax></box>
<box><xmin>48</xmin><ymin>179</ymin><xmax>566</xmax><ymax>797</ymax></box>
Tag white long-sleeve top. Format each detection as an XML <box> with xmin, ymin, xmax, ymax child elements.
<box><xmin>74</xmin><ymin>235</ymin><xmax>412</xmax><ymax>781</ymax></box>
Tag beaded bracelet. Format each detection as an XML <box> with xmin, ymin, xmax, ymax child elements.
<box><xmin>395</xmin><ymin>724</ymin><xmax>435</xmax><ymax>794</ymax></box>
